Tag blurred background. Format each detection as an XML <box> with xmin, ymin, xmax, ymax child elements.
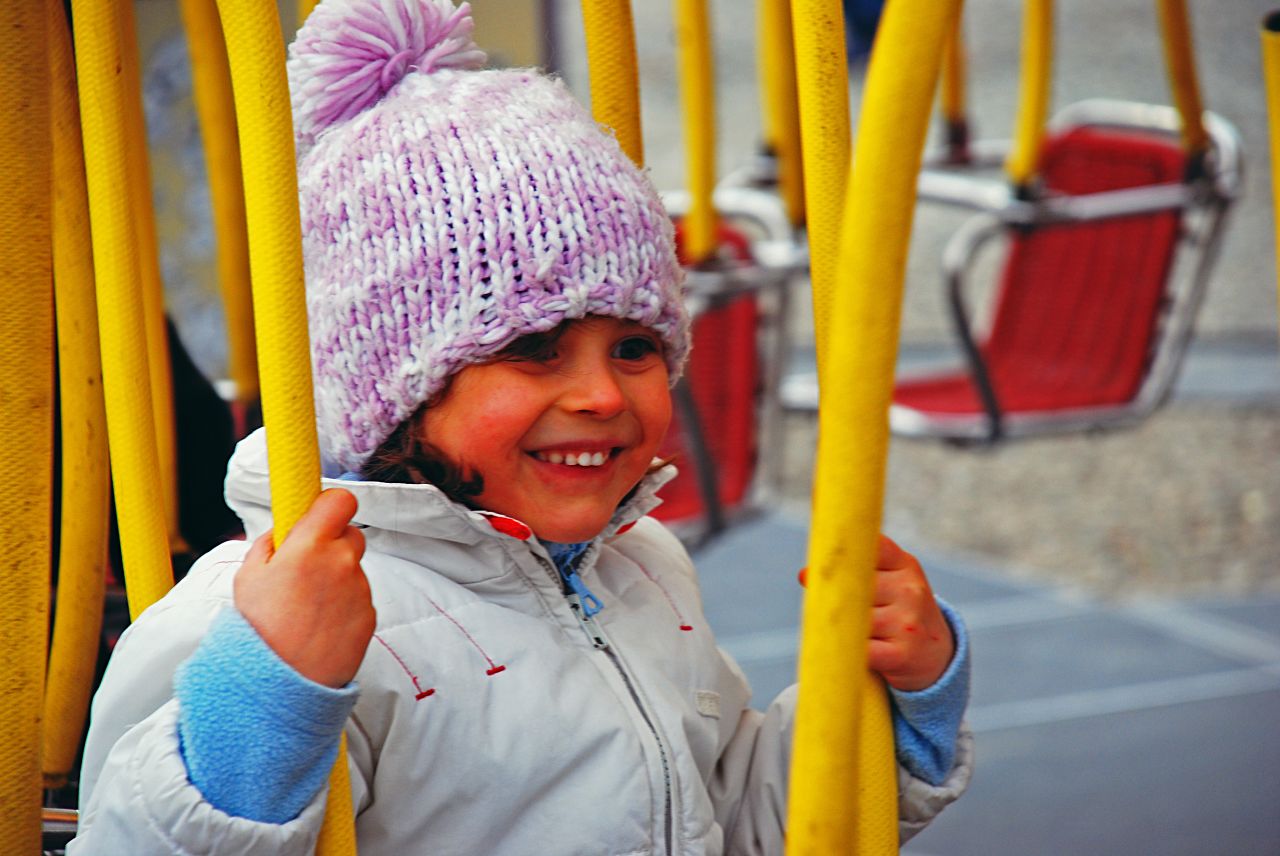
<box><xmin>139</xmin><ymin>0</ymin><xmax>1280</xmax><ymax>599</ymax></box>
<box><xmin>129</xmin><ymin>1</ymin><xmax>1278</xmax><ymax>852</ymax></box>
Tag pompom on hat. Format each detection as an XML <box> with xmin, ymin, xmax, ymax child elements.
<box><xmin>288</xmin><ymin>0</ymin><xmax>689</xmax><ymax>473</ymax></box>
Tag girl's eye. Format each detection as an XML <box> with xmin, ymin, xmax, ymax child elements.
<box><xmin>501</xmin><ymin>335</ymin><xmax>560</xmax><ymax>363</ymax></box>
<box><xmin>524</xmin><ymin>344</ymin><xmax>559</xmax><ymax>363</ymax></box>
<box><xmin>612</xmin><ymin>335</ymin><xmax>660</xmax><ymax>362</ymax></box>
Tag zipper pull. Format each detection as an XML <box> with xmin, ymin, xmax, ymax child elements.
<box><xmin>563</xmin><ymin>570</ymin><xmax>604</xmax><ymax>617</ymax></box>
<box><xmin>565</xmin><ymin>588</ymin><xmax>609</xmax><ymax>650</ymax></box>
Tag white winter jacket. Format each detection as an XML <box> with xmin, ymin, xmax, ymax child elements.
<box><xmin>73</xmin><ymin>429</ymin><xmax>971</xmax><ymax>855</ymax></box>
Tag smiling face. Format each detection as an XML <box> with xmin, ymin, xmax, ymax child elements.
<box><xmin>419</xmin><ymin>317</ymin><xmax>673</xmax><ymax>542</ymax></box>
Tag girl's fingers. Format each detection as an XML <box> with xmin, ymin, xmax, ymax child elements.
<box><xmin>284</xmin><ymin>488</ymin><xmax>360</xmax><ymax>546</ymax></box>
<box><xmin>338</xmin><ymin>524</ymin><xmax>367</xmax><ymax>561</ymax></box>
<box><xmin>244</xmin><ymin>529</ymin><xmax>276</xmax><ymax>564</ymax></box>
<box><xmin>870</xmin><ymin>604</ymin><xmax>895</xmax><ymax>638</ymax></box>
<box><xmin>876</xmin><ymin>534</ymin><xmax>911</xmax><ymax>569</ymax></box>
<box><xmin>866</xmin><ymin>639</ymin><xmax>903</xmax><ymax>676</ymax></box>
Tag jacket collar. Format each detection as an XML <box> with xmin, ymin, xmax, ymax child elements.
<box><xmin>224</xmin><ymin>428</ymin><xmax>674</xmax><ymax>579</ymax></box>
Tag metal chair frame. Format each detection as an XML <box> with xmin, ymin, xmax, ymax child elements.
<box><xmin>658</xmin><ymin>186</ymin><xmax>806</xmax><ymax>545</ymax></box>
<box><xmin>891</xmin><ymin>98</ymin><xmax>1243</xmax><ymax>443</ymax></box>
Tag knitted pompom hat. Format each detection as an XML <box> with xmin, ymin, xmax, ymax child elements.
<box><xmin>288</xmin><ymin>0</ymin><xmax>689</xmax><ymax>473</ymax></box>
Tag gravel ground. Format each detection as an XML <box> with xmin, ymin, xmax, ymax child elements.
<box><xmin>776</xmin><ymin>402</ymin><xmax>1280</xmax><ymax>599</ymax></box>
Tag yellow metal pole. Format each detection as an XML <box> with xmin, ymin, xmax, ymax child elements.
<box><xmin>0</xmin><ymin>2</ymin><xmax>52</xmax><ymax>847</ymax></box>
<box><xmin>44</xmin><ymin>0</ymin><xmax>109</xmax><ymax>789</ymax></box>
<box><xmin>298</xmin><ymin>0</ymin><xmax>319</xmax><ymax>30</ymax></box>
<box><xmin>180</xmin><ymin>0</ymin><xmax>259</xmax><ymax>407</ymax></box>
<box><xmin>1005</xmin><ymin>0</ymin><xmax>1053</xmax><ymax>192</ymax></box>
<box><xmin>789</xmin><ymin>0</ymin><xmax>851</xmax><ymax>371</ymax></box>
<box><xmin>940</xmin><ymin>12</ymin><xmax>967</xmax><ymax>128</ymax></box>
<box><xmin>675</xmin><ymin>0</ymin><xmax>720</xmax><ymax>263</ymax></box>
<box><xmin>580</xmin><ymin>0</ymin><xmax>644</xmax><ymax>166</ymax></box>
<box><xmin>1263</xmin><ymin>11</ymin><xmax>1280</xmax><ymax>332</ymax></box>
<box><xmin>758</xmin><ymin>0</ymin><xmax>805</xmax><ymax>226</ymax></box>
<box><xmin>1155</xmin><ymin>0</ymin><xmax>1209</xmax><ymax>160</ymax></box>
<box><xmin>939</xmin><ymin>8</ymin><xmax>970</xmax><ymax>161</ymax></box>
<box><xmin>117</xmin><ymin>0</ymin><xmax>186</xmax><ymax>554</ymax></box>
<box><xmin>70</xmin><ymin>0</ymin><xmax>174</xmax><ymax>619</ymax></box>
<box><xmin>212</xmin><ymin>0</ymin><xmax>344</xmax><ymax>850</ymax></box>
<box><xmin>787</xmin><ymin>1</ymin><xmax>964</xmax><ymax>853</ymax></box>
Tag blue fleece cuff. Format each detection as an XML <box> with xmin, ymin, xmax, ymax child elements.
<box><xmin>888</xmin><ymin>598</ymin><xmax>970</xmax><ymax>785</ymax></box>
<box><xmin>175</xmin><ymin>607</ymin><xmax>359</xmax><ymax>823</ymax></box>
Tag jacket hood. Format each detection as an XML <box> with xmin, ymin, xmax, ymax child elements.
<box><xmin>224</xmin><ymin>428</ymin><xmax>675</xmax><ymax>559</ymax></box>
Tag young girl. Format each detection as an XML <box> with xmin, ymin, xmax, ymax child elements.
<box><xmin>71</xmin><ymin>1</ymin><xmax>971</xmax><ymax>852</ymax></box>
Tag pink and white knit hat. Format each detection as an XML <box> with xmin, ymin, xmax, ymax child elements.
<box><xmin>288</xmin><ymin>0</ymin><xmax>689</xmax><ymax>473</ymax></box>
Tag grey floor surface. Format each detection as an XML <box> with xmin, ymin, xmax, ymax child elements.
<box><xmin>693</xmin><ymin>513</ymin><xmax>1280</xmax><ymax>855</ymax></box>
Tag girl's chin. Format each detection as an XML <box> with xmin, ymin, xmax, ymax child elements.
<box><xmin>533</xmin><ymin>521</ymin><xmax>610</xmax><ymax>544</ymax></box>
<box><xmin>528</xmin><ymin>505</ymin><xmax>621</xmax><ymax>543</ymax></box>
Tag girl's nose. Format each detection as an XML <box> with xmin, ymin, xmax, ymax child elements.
<box><xmin>561</xmin><ymin>365</ymin><xmax>627</xmax><ymax>418</ymax></box>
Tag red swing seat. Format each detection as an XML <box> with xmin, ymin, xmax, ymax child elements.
<box><xmin>652</xmin><ymin>222</ymin><xmax>761</xmax><ymax>532</ymax></box>
<box><xmin>891</xmin><ymin>102</ymin><xmax>1240</xmax><ymax>443</ymax></box>
<box><xmin>648</xmin><ymin>192</ymin><xmax>802</xmax><ymax>544</ymax></box>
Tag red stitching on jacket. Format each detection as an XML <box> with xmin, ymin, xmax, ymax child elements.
<box><xmin>425</xmin><ymin>596</ymin><xmax>507</xmax><ymax>675</ymax></box>
<box><xmin>635</xmin><ymin>562</ymin><xmax>693</xmax><ymax>632</ymax></box>
<box><xmin>373</xmin><ymin>633</ymin><xmax>436</xmax><ymax>700</ymax></box>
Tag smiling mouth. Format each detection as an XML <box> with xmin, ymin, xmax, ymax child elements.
<box><xmin>532</xmin><ymin>449</ymin><xmax>616</xmax><ymax>467</ymax></box>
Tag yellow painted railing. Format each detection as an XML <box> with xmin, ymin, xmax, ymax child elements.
<box><xmin>298</xmin><ymin>0</ymin><xmax>319</xmax><ymax>30</ymax></box>
<box><xmin>675</xmin><ymin>0</ymin><xmax>720</xmax><ymax>263</ymax></box>
<box><xmin>787</xmin><ymin>1</ymin><xmax>965</xmax><ymax>853</ymax></box>
<box><xmin>212</xmin><ymin>0</ymin><xmax>340</xmax><ymax>850</ymax></box>
<box><xmin>758</xmin><ymin>0</ymin><xmax>805</xmax><ymax>226</ymax></box>
<box><xmin>0</xmin><ymin>3</ymin><xmax>52</xmax><ymax>847</ymax></box>
<box><xmin>118</xmin><ymin>0</ymin><xmax>185</xmax><ymax>554</ymax></box>
<box><xmin>580</xmin><ymin>0</ymin><xmax>644</xmax><ymax>166</ymax></box>
<box><xmin>1263</xmin><ymin>11</ymin><xmax>1280</xmax><ymax>331</ymax></box>
<box><xmin>44</xmin><ymin>0</ymin><xmax>110</xmax><ymax>790</ymax></box>
<box><xmin>789</xmin><ymin>0</ymin><xmax>851</xmax><ymax>372</ymax></box>
<box><xmin>1005</xmin><ymin>0</ymin><xmax>1053</xmax><ymax>191</ymax></box>
<box><xmin>180</xmin><ymin>0</ymin><xmax>259</xmax><ymax>408</ymax></box>
<box><xmin>940</xmin><ymin>9</ymin><xmax>969</xmax><ymax>160</ymax></box>
<box><xmin>1156</xmin><ymin>0</ymin><xmax>1209</xmax><ymax>159</ymax></box>
<box><xmin>70</xmin><ymin>0</ymin><xmax>174</xmax><ymax>620</ymax></box>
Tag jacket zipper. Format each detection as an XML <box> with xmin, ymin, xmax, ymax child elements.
<box><xmin>534</xmin><ymin>554</ymin><xmax>676</xmax><ymax>855</ymax></box>
<box><xmin>604</xmin><ymin>646</ymin><xmax>675</xmax><ymax>856</ymax></box>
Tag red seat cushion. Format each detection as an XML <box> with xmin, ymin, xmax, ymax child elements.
<box><xmin>653</xmin><ymin>222</ymin><xmax>760</xmax><ymax>525</ymax></box>
<box><xmin>895</xmin><ymin>126</ymin><xmax>1186</xmax><ymax>417</ymax></box>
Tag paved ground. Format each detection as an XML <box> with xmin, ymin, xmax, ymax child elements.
<box><xmin>695</xmin><ymin>512</ymin><xmax>1280</xmax><ymax>855</ymax></box>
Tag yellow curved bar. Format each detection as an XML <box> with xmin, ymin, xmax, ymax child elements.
<box><xmin>789</xmin><ymin>0</ymin><xmax>851</xmax><ymax>371</ymax></box>
<box><xmin>179</xmin><ymin>0</ymin><xmax>259</xmax><ymax>405</ymax></box>
<box><xmin>1005</xmin><ymin>0</ymin><xmax>1053</xmax><ymax>191</ymax></box>
<box><xmin>758</xmin><ymin>0</ymin><xmax>805</xmax><ymax>226</ymax></box>
<box><xmin>940</xmin><ymin>11</ymin><xmax>966</xmax><ymax>126</ymax></box>
<box><xmin>939</xmin><ymin>7</ymin><xmax>969</xmax><ymax>161</ymax></box>
<box><xmin>787</xmin><ymin>0</ymin><xmax>964</xmax><ymax>853</ymax></box>
<box><xmin>212</xmin><ymin>0</ymin><xmax>342</xmax><ymax>849</ymax></box>
<box><xmin>675</xmin><ymin>0</ymin><xmax>719</xmax><ymax>263</ymax></box>
<box><xmin>44</xmin><ymin>0</ymin><xmax>109</xmax><ymax>789</ymax></box>
<box><xmin>70</xmin><ymin>0</ymin><xmax>174</xmax><ymax>620</ymax></box>
<box><xmin>1264</xmin><ymin>12</ymin><xmax>1280</xmax><ymax>331</ymax></box>
<box><xmin>580</xmin><ymin>0</ymin><xmax>644</xmax><ymax>166</ymax></box>
<box><xmin>298</xmin><ymin>0</ymin><xmax>319</xmax><ymax>31</ymax></box>
<box><xmin>1156</xmin><ymin>0</ymin><xmax>1209</xmax><ymax>159</ymax></box>
<box><xmin>0</xmin><ymin>3</ymin><xmax>52</xmax><ymax>847</ymax></box>
<box><xmin>118</xmin><ymin>0</ymin><xmax>185</xmax><ymax>553</ymax></box>
<box><xmin>214</xmin><ymin>0</ymin><xmax>320</xmax><ymax>543</ymax></box>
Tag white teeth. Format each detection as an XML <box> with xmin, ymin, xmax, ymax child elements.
<box><xmin>536</xmin><ymin>450</ymin><xmax>610</xmax><ymax>467</ymax></box>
